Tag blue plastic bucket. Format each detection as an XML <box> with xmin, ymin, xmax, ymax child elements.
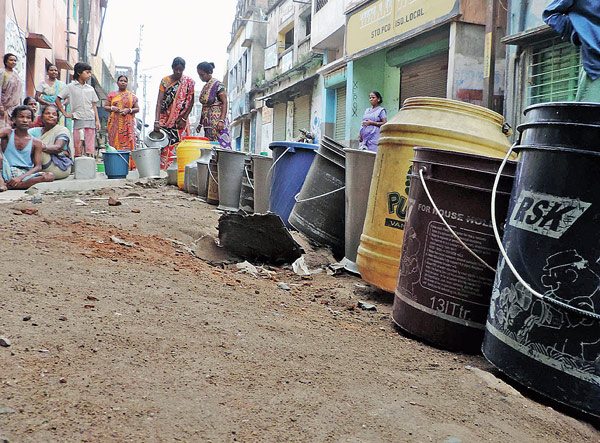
<box><xmin>103</xmin><ymin>150</ymin><xmax>131</xmax><ymax>179</ymax></box>
<box><xmin>268</xmin><ymin>142</ymin><xmax>318</xmax><ymax>227</ymax></box>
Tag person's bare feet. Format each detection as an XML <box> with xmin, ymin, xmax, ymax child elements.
<box><xmin>0</xmin><ymin>182</ymin><xmax>7</xmax><ymax>192</ymax></box>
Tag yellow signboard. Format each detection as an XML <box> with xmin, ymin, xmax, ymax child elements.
<box><xmin>346</xmin><ymin>0</ymin><xmax>459</xmax><ymax>56</ymax></box>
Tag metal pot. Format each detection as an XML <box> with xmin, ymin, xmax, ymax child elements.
<box><xmin>144</xmin><ymin>129</ymin><xmax>169</xmax><ymax>149</ymax></box>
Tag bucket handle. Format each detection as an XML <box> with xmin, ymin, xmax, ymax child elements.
<box><xmin>110</xmin><ymin>151</ymin><xmax>130</xmax><ymax>167</ymax></box>
<box><xmin>244</xmin><ymin>165</ymin><xmax>254</xmax><ymax>190</ymax></box>
<box><xmin>294</xmin><ymin>186</ymin><xmax>345</xmax><ymax>204</ymax></box>
<box><xmin>418</xmin><ymin>167</ymin><xmax>496</xmax><ymax>273</ymax></box>
<box><xmin>208</xmin><ymin>162</ymin><xmax>218</xmax><ymax>186</ymax></box>
<box><xmin>491</xmin><ymin>144</ymin><xmax>600</xmax><ymax>320</ymax></box>
<box><xmin>266</xmin><ymin>147</ymin><xmax>291</xmax><ymax>183</ymax></box>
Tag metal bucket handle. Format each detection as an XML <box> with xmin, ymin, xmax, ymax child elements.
<box><xmin>293</xmin><ymin>186</ymin><xmax>345</xmax><ymax>204</ymax></box>
<box><xmin>266</xmin><ymin>147</ymin><xmax>290</xmax><ymax>182</ymax></box>
<box><xmin>106</xmin><ymin>151</ymin><xmax>130</xmax><ymax>167</ymax></box>
<box><xmin>491</xmin><ymin>144</ymin><xmax>600</xmax><ymax>320</ymax></box>
<box><xmin>244</xmin><ymin>164</ymin><xmax>254</xmax><ymax>190</ymax></box>
<box><xmin>418</xmin><ymin>167</ymin><xmax>496</xmax><ymax>273</ymax></box>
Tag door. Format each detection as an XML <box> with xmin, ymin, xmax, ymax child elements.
<box><xmin>273</xmin><ymin>102</ymin><xmax>287</xmax><ymax>141</ymax></box>
<box><xmin>334</xmin><ymin>86</ymin><xmax>346</xmax><ymax>142</ymax></box>
<box><xmin>400</xmin><ymin>52</ymin><xmax>449</xmax><ymax>106</ymax></box>
<box><xmin>293</xmin><ymin>94</ymin><xmax>311</xmax><ymax>139</ymax></box>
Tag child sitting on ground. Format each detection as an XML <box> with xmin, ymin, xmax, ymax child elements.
<box><xmin>0</xmin><ymin>105</ymin><xmax>54</xmax><ymax>191</ymax></box>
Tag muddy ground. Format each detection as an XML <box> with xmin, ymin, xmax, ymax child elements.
<box><xmin>0</xmin><ymin>183</ymin><xmax>598</xmax><ymax>442</ymax></box>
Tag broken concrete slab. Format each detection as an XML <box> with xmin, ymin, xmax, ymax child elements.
<box><xmin>218</xmin><ymin>212</ymin><xmax>303</xmax><ymax>265</ymax></box>
<box><xmin>0</xmin><ymin>190</ymin><xmax>27</xmax><ymax>204</ymax></box>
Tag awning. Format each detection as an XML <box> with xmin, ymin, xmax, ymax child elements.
<box><xmin>502</xmin><ymin>25</ymin><xmax>553</xmax><ymax>46</ymax></box>
<box><xmin>255</xmin><ymin>73</ymin><xmax>318</xmax><ymax>104</ymax></box>
<box><xmin>55</xmin><ymin>59</ymin><xmax>73</xmax><ymax>71</ymax></box>
<box><xmin>26</xmin><ymin>33</ymin><xmax>52</xmax><ymax>49</ymax></box>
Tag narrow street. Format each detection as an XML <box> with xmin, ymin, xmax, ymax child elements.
<box><xmin>0</xmin><ymin>184</ymin><xmax>597</xmax><ymax>442</ymax></box>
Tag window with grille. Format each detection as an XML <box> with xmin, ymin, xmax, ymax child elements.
<box><xmin>527</xmin><ymin>38</ymin><xmax>582</xmax><ymax>105</ymax></box>
<box><xmin>315</xmin><ymin>0</ymin><xmax>328</xmax><ymax>13</ymax></box>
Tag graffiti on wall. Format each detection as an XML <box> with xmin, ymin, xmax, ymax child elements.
<box><xmin>311</xmin><ymin>111</ymin><xmax>321</xmax><ymax>144</ymax></box>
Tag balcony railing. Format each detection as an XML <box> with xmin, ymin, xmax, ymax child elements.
<box><xmin>297</xmin><ymin>37</ymin><xmax>311</xmax><ymax>61</ymax></box>
<box><xmin>315</xmin><ymin>0</ymin><xmax>328</xmax><ymax>13</ymax></box>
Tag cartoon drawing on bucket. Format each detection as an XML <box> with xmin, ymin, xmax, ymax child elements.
<box><xmin>399</xmin><ymin>226</ymin><xmax>421</xmax><ymax>295</ymax></box>
<box><xmin>488</xmin><ymin>251</ymin><xmax>600</xmax><ymax>382</ymax></box>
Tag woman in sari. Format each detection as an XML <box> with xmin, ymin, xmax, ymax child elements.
<box><xmin>196</xmin><ymin>62</ymin><xmax>231</xmax><ymax>149</ymax></box>
<box><xmin>104</xmin><ymin>75</ymin><xmax>139</xmax><ymax>169</ymax></box>
<box><xmin>0</xmin><ymin>53</ymin><xmax>23</xmax><ymax>130</ymax></box>
<box><xmin>28</xmin><ymin>104</ymin><xmax>73</xmax><ymax>180</ymax></box>
<box><xmin>154</xmin><ymin>57</ymin><xmax>195</xmax><ymax>168</ymax></box>
<box><xmin>35</xmin><ymin>64</ymin><xmax>68</xmax><ymax>126</ymax></box>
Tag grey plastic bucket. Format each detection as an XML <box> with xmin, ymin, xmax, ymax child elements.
<box><xmin>131</xmin><ymin>147</ymin><xmax>161</xmax><ymax>178</ymax></box>
<box><xmin>216</xmin><ymin>149</ymin><xmax>247</xmax><ymax>212</ymax></box>
<box><xmin>341</xmin><ymin>149</ymin><xmax>376</xmax><ymax>274</ymax></box>
<box><xmin>288</xmin><ymin>139</ymin><xmax>346</xmax><ymax>257</ymax></box>
<box><xmin>252</xmin><ymin>154</ymin><xmax>273</xmax><ymax>214</ymax></box>
<box><xmin>239</xmin><ymin>157</ymin><xmax>254</xmax><ymax>213</ymax></box>
<box><xmin>167</xmin><ymin>157</ymin><xmax>178</xmax><ymax>185</ymax></box>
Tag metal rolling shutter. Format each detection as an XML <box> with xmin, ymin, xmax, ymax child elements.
<box><xmin>273</xmin><ymin>103</ymin><xmax>287</xmax><ymax>141</ymax></box>
<box><xmin>400</xmin><ymin>52</ymin><xmax>449</xmax><ymax>106</ymax></box>
<box><xmin>293</xmin><ymin>95</ymin><xmax>311</xmax><ymax>138</ymax></box>
<box><xmin>334</xmin><ymin>86</ymin><xmax>346</xmax><ymax>141</ymax></box>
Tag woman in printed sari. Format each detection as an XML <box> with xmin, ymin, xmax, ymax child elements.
<box><xmin>0</xmin><ymin>53</ymin><xmax>23</xmax><ymax>130</ymax></box>
<box><xmin>104</xmin><ymin>75</ymin><xmax>139</xmax><ymax>169</ymax></box>
<box><xmin>28</xmin><ymin>104</ymin><xmax>73</xmax><ymax>180</ymax></box>
<box><xmin>154</xmin><ymin>57</ymin><xmax>195</xmax><ymax>168</ymax></box>
<box><xmin>35</xmin><ymin>64</ymin><xmax>68</xmax><ymax>126</ymax></box>
<box><xmin>196</xmin><ymin>62</ymin><xmax>231</xmax><ymax>149</ymax></box>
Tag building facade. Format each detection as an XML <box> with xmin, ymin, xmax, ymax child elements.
<box><xmin>502</xmin><ymin>0</ymin><xmax>580</xmax><ymax>129</ymax></box>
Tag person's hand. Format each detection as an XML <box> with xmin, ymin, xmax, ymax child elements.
<box><xmin>358</xmin><ymin>135</ymin><xmax>363</xmax><ymax>142</ymax></box>
<box><xmin>176</xmin><ymin>119</ymin><xmax>186</xmax><ymax>130</ymax></box>
<box><xmin>8</xmin><ymin>176</ymin><xmax>23</xmax><ymax>187</ymax></box>
<box><xmin>216</xmin><ymin>121</ymin><xmax>225</xmax><ymax>133</ymax></box>
<box><xmin>154</xmin><ymin>122</ymin><xmax>161</xmax><ymax>132</ymax></box>
<box><xmin>0</xmin><ymin>107</ymin><xmax>5</xmax><ymax>117</ymax></box>
<box><xmin>95</xmin><ymin>120</ymin><xmax>101</xmax><ymax>131</ymax></box>
<box><xmin>362</xmin><ymin>120</ymin><xmax>373</xmax><ymax>127</ymax></box>
<box><xmin>64</xmin><ymin>112</ymin><xmax>73</xmax><ymax>119</ymax></box>
<box><xmin>119</xmin><ymin>108</ymin><xmax>129</xmax><ymax>116</ymax></box>
<box><xmin>196</xmin><ymin>123</ymin><xmax>202</xmax><ymax>133</ymax></box>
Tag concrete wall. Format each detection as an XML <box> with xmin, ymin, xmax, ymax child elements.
<box><xmin>448</xmin><ymin>21</ymin><xmax>506</xmax><ymax>112</ymax></box>
<box><xmin>310</xmin><ymin>0</ymin><xmax>348</xmax><ymax>49</ymax></box>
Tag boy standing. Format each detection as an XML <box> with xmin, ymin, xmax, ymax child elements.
<box><xmin>0</xmin><ymin>106</ymin><xmax>54</xmax><ymax>191</ymax></box>
<box><xmin>55</xmin><ymin>62</ymin><xmax>100</xmax><ymax>157</ymax></box>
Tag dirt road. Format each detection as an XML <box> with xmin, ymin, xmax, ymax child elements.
<box><xmin>0</xmin><ymin>184</ymin><xmax>597</xmax><ymax>442</ymax></box>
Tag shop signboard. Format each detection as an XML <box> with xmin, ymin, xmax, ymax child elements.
<box><xmin>346</xmin><ymin>0</ymin><xmax>459</xmax><ymax>56</ymax></box>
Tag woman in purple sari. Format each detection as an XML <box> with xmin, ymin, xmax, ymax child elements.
<box><xmin>358</xmin><ymin>91</ymin><xmax>387</xmax><ymax>152</ymax></box>
<box><xmin>196</xmin><ymin>62</ymin><xmax>231</xmax><ymax>149</ymax></box>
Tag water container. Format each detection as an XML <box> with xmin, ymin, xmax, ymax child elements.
<box><xmin>341</xmin><ymin>149</ymin><xmax>376</xmax><ymax>274</ymax></box>
<box><xmin>74</xmin><ymin>157</ymin><xmax>96</xmax><ymax>180</ymax></box>
<box><xmin>167</xmin><ymin>157</ymin><xmax>178</xmax><ymax>185</ymax></box>
<box><xmin>289</xmin><ymin>138</ymin><xmax>346</xmax><ymax>256</ymax></box>
<box><xmin>252</xmin><ymin>154</ymin><xmax>273</xmax><ymax>214</ymax></box>
<box><xmin>483</xmin><ymin>102</ymin><xmax>600</xmax><ymax>418</ymax></box>
<box><xmin>103</xmin><ymin>150</ymin><xmax>130</xmax><ymax>179</ymax></box>
<box><xmin>176</xmin><ymin>137</ymin><xmax>211</xmax><ymax>189</ymax></box>
<box><xmin>239</xmin><ymin>157</ymin><xmax>254</xmax><ymax>213</ymax></box>
<box><xmin>269</xmin><ymin>141</ymin><xmax>318</xmax><ymax>227</ymax></box>
<box><xmin>216</xmin><ymin>149</ymin><xmax>247</xmax><ymax>212</ymax></box>
<box><xmin>131</xmin><ymin>147</ymin><xmax>161</xmax><ymax>178</ymax></box>
<box><xmin>207</xmin><ymin>152</ymin><xmax>219</xmax><ymax>205</ymax></box>
<box><xmin>357</xmin><ymin>97</ymin><xmax>512</xmax><ymax>292</ymax></box>
<box><xmin>393</xmin><ymin>147</ymin><xmax>516</xmax><ymax>353</ymax></box>
<box><xmin>184</xmin><ymin>160</ymin><xmax>198</xmax><ymax>193</ymax></box>
<box><xmin>196</xmin><ymin>149</ymin><xmax>214</xmax><ymax>200</ymax></box>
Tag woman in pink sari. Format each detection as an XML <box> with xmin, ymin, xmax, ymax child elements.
<box><xmin>0</xmin><ymin>54</ymin><xmax>23</xmax><ymax>130</ymax></box>
<box><xmin>154</xmin><ymin>57</ymin><xmax>195</xmax><ymax>168</ymax></box>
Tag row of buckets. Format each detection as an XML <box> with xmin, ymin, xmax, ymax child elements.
<box><xmin>171</xmin><ymin>98</ymin><xmax>600</xmax><ymax>419</ymax></box>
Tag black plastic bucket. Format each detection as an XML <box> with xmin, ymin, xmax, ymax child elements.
<box><xmin>483</xmin><ymin>102</ymin><xmax>600</xmax><ymax>418</ymax></box>
<box><xmin>288</xmin><ymin>137</ymin><xmax>346</xmax><ymax>257</ymax></box>
<box><xmin>392</xmin><ymin>147</ymin><xmax>516</xmax><ymax>353</ymax></box>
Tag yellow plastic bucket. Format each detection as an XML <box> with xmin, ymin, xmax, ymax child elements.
<box><xmin>176</xmin><ymin>137</ymin><xmax>212</xmax><ymax>189</ymax></box>
<box><xmin>356</xmin><ymin>97</ymin><xmax>512</xmax><ymax>292</ymax></box>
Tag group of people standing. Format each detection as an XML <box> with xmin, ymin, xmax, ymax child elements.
<box><xmin>154</xmin><ymin>57</ymin><xmax>231</xmax><ymax>168</ymax></box>
<box><xmin>0</xmin><ymin>53</ymin><xmax>232</xmax><ymax>190</ymax></box>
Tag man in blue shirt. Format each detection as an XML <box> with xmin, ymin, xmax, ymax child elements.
<box><xmin>543</xmin><ymin>1</ymin><xmax>600</xmax><ymax>101</ymax></box>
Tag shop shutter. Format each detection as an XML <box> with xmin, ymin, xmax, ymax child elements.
<box><xmin>527</xmin><ymin>38</ymin><xmax>581</xmax><ymax>105</ymax></box>
<box><xmin>273</xmin><ymin>102</ymin><xmax>287</xmax><ymax>141</ymax></box>
<box><xmin>400</xmin><ymin>52</ymin><xmax>448</xmax><ymax>106</ymax></box>
<box><xmin>293</xmin><ymin>95</ymin><xmax>311</xmax><ymax>139</ymax></box>
<box><xmin>334</xmin><ymin>86</ymin><xmax>346</xmax><ymax>142</ymax></box>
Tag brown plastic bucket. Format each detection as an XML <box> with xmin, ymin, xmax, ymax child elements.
<box><xmin>207</xmin><ymin>152</ymin><xmax>219</xmax><ymax>206</ymax></box>
<box><xmin>392</xmin><ymin>147</ymin><xmax>516</xmax><ymax>353</ymax></box>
